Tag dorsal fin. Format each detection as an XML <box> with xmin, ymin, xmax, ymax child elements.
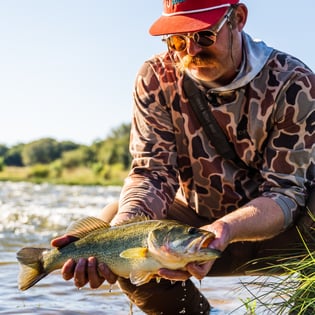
<box><xmin>66</xmin><ymin>216</ymin><xmax>110</xmax><ymax>239</ymax></box>
<box><xmin>114</xmin><ymin>214</ymin><xmax>150</xmax><ymax>227</ymax></box>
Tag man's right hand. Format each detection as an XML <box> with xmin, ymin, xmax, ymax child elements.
<box><xmin>51</xmin><ymin>235</ymin><xmax>118</xmax><ymax>289</ymax></box>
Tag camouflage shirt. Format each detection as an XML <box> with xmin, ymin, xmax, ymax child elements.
<box><xmin>118</xmin><ymin>32</ymin><xmax>315</xmax><ymax>229</ymax></box>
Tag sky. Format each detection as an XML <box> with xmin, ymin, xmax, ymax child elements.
<box><xmin>1</xmin><ymin>0</ymin><xmax>314</xmax><ymax>147</ymax></box>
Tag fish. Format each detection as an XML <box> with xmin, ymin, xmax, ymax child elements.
<box><xmin>16</xmin><ymin>216</ymin><xmax>221</xmax><ymax>291</ymax></box>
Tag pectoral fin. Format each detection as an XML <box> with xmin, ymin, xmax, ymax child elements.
<box><xmin>129</xmin><ymin>270</ymin><xmax>155</xmax><ymax>286</ymax></box>
<box><xmin>120</xmin><ymin>247</ymin><xmax>148</xmax><ymax>259</ymax></box>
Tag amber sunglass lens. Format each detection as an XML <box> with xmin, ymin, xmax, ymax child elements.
<box><xmin>168</xmin><ymin>35</ymin><xmax>186</xmax><ymax>51</ymax></box>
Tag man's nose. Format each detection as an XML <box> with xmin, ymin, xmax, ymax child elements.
<box><xmin>186</xmin><ymin>38</ymin><xmax>203</xmax><ymax>56</ymax></box>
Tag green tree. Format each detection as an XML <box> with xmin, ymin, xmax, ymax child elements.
<box><xmin>0</xmin><ymin>144</ymin><xmax>8</xmax><ymax>156</ymax></box>
<box><xmin>96</xmin><ymin>123</ymin><xmax>131</xmax><ymax>169</ymax></box>
<box><xmin>4</xmin><ymin>144</ymin><xmax>24</xmax><ymax>166</ymax></box>
<box><xmin>0</xmin><ymin>156</ymin><xmax>4</xmax><ymax>171</ymax></box>
<box><xmin>59</xmin><ymin>140</ymin><xmax>80</xmax><ymax>152</ymax></box>
<box><xmin>22</xmin><ymin>138</ymin><xmax>61</xmax><ymax>166</ymax></box>
<box><xmin>61</xmin><ymin>145</ymin><xmax>95</xmax><ymax>168</ymax></box>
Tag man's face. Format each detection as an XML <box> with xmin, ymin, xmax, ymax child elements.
<box><xmin>175</xmin><ymin>22</ymin><xmax>239</xmax><ymax>86</ymax></box>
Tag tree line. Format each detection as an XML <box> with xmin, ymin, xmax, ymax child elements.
<box><xmin>0</xmin><ymin>123</ymin><xmax>132</xmax><ymax>185</ymax></box>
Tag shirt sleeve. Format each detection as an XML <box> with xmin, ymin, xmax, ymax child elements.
<box><xmin>260</xmin><ymin>72</ymin><xmax>315</xmax><ymax>228</ymax></box>
<box><xmin>116</xmin><ymin>60</ymin><xmax>180</xmax><ymax>221</ymax></box>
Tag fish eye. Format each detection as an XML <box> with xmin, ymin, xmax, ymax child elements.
<box><xmin>188</xmin><ymin>227</ymin><xmax>199</xmax><ymax>234</ymax></box>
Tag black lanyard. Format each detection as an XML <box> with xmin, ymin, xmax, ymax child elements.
<box><xmin>183</xmin><ymin>74</ymin><xmax>247</xmax><ymax>169</ymax></box>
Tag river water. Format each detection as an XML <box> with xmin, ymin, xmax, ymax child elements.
<box><xmin>0</xmin><ymin>181</ymin><xmax>279</xmax><ymax>314</ymax></box>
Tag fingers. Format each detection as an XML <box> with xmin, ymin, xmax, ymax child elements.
<box><xmin>201</xmin><ymin>220</ymin><xmax>231</xmax><ymax>252</ymax></box>
<box><xmin>87</xmin><ymin>257</ymin><xmax>105</xmax><ymax>289</ymax></box>
<box><xmin>61</xmin><ymin>257</ymin><xmax>116</xmax><ymax>289</ymax></box>
<box><xmin>186</xmin><ymin>261</ymin><xmax>214</xmax><ymax>280</ymax></box>
<box><xmin>158</xmin><ymin>268</ymin><xmax>191</xmax><ymax>281</ymax></box>
<box><xmin>51</xmin><ymin>235</ymin><xmax>79</xmax><ymax>248</ymax></box>
<box><xmin>157</xmin><ymin>260</ymin><xmax>215</xmax><ymax>283</ymax></box>
<box><xmin>74</xmin><ymin>258</ymin><xmax>89</xmax><ymax>288</ymax></box>
<box><xmin>98</xmin><ymin>262</ymin><xmax>117</xmax><ymax>284</ymax></box>
<box><xmin>61</xmin><ymin>258</ymin><xmax>76</xmax><ymax>281</ymax></box>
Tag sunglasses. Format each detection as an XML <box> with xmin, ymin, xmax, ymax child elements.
<box><xmin>163</xmin><ymin>7</ymin><xmax>234</xmax><ymax>52</ymax></box>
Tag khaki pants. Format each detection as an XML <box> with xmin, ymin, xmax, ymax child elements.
<box><xmin>101</xmin><ymin>199</ymin><xmax>312</xmax><ymax>315</ymax></box>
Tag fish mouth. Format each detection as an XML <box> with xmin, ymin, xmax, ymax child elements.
<box><xmin>199</xmin><ymin>234</ymin><xmax>214</xmax><ymax>250</ymax></box>
<box><xmin>187</xmin><ymin>234</ymin><xmax>215</xmax><ymax>254</ymax></box>
<box><xmin>198</xmin><ymin>234</ymin><xmax>215</xmax><ymax>251</ymax></box>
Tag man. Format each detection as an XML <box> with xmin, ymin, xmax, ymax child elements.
<box><xmin>52</xmin><ymin>1</ymin><xmax>315</xmax><ymax>314</ymax></box>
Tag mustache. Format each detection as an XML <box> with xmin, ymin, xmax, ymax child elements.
<box><xmin>181</xmin><ymin>53</ymin><xmax>214</xmax><ymax>68</ymax></box>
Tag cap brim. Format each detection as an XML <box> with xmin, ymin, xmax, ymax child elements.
<box><xmin>149</xmin><ymin>7</ymin><xmax>228</xmax><ymax>36</ymax></box>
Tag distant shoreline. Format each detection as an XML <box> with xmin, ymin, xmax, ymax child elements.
<box><xmin>0</xmin><ymin>166</ymin><xmax>126</xmax><ymax>187</ymax></box>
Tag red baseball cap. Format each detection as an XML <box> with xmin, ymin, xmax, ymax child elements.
<box><xmin>149</xmin><ymin>0</ymin><xmax>239</xmax><ymax>36</ymax></box>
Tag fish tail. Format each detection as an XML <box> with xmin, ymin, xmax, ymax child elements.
<box><xmin>16</xmin><ymin>247</ymin><xmax>50</xmax><ymax>291</ymax></box>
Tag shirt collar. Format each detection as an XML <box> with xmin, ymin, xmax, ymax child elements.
<box><xmin>188</xmin><ymin>32</ymin><xmax>273</xmax><ymax>93</ymax></box>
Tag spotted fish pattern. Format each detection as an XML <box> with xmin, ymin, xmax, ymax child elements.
<box><xmin>118</xmin><ymin>36</ymin><xmax>315</xmax><ymax>228</ymax></box>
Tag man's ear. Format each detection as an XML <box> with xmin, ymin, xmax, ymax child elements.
<box><xmin>234</xmin><ymin>4</ymin><xmax>248</xmax><ymax>31</ymax></box>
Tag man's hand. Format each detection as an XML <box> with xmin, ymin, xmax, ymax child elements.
<box><xmin>157</xmin><ymin>219</ymin><xmax>231</xmax><ymax>281</ymax></box>
<box><xmin>51</xmin><ymin>235</ymin><xmax>118</xmax><ymax>289</ymax></box>
<box><xmin>158</xmin><ymin>261</ymin><xmax>214</xmax><ymax>281</ymax></box>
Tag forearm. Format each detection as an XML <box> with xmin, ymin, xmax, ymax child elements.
<box><xmin>214</xmin><ymin>197</ymin><xmax>285</xmax><ymax>244</ymax></box>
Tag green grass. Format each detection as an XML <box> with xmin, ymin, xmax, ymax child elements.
<box><xmin>239</xmin><ymin>225</ymin><xmax>315</xmax><ymax>314</ymax></box>
<box><xmin>0</xmin><ymin>166</ymin><xmax>128</xmax><ymax>186</ymax></box>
